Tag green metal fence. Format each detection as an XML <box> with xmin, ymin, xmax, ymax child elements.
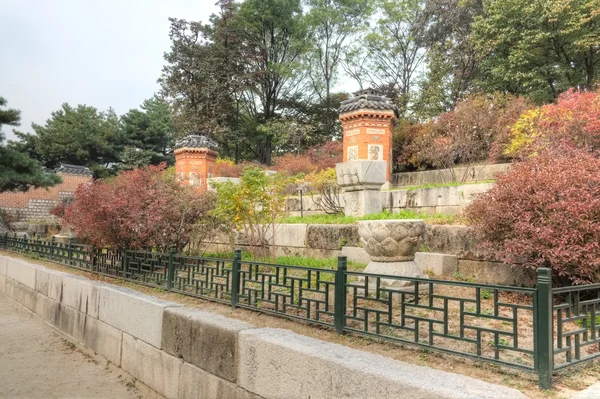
<box><xmin>2</xmin><ymin>233</ymin><xmax>599</xmax><ymax>389</ymax></box>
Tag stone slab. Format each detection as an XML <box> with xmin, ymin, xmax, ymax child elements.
<box><xmin>457</xmin><ymin>260</ymin><xmax>536</xmax><ymax>287</ymax></box>
<box><xmin>99</xmin><ymin>285</ymin><xmax>179</xmax><ymax>348</ymax></box>
<box><xmin>121</xmin><ymin>333</ymin><xmax>182</xmax><ymax>399</ymax></box>
<box><xmin>52</xmin><ymin>299</ymin><xmax>87</xmax><ymax>343</ymax></box>
<box><xmin>5</xmin><ymin>278</ymin><xmax>39</xmax><ymax>311</ymax></box>
<box><xmin>238</xmin><ymin>328</ymin><xmax>526</xmax><ymax>399</ymax></box>
<box><xmin>37</xmin><ymin>269</ymin><xmax>102</xmax><ymax>318</ymax></box>
<box><xmin>306</xmin><ymin>224</ymin><xmax>360</xmax><ymax>250</ymax></box>
<box><xmin>0</xmin><ymin>255</ymin><xmax>8</xmax><ymax>275</ymax></box>
<box><xmin>265</xmin><ymin>224</ymin><xmax>307</xmax><ymax>248</ymax></box>
<box><xmin>415</xmin><ymin>252</ymin><xmax>458</xmax><ymax>276</ymax></box>
<box><xmin>162</xmin><ymin>307</ymin><xmax>255</xmax><ymax>382</ymax></box>
<box><xmin>336</xmin><ymin>160</ymin><xmax>387</xmax><ymax>187</ymax></box>
<box><xmin>343</xmin><ymin>188</ymin><xmax>383</xmax><ymax>217</ymax></box>
<box><xmin>341</xmin><ymin>246</ymin><xmax>370</xmax><ymax>265</ymax></box>
<box><xmin>84</xmin><ymin>315</ymin><xmax>123</xmax><ymax>366</ymax></box>
<box><xmin>178</xmin><ymin>363</ymin><xmax>261</xmax><ymax>399</ymax></box>
<box><xmin>6</xmin><ymin>258</ymin><xmax>37</xmax><ymax>289</ymax></box>
<box><xmin>33</xmin><ymin>291</ymin><xmax>60</xmax><ymax>324</ymax></box>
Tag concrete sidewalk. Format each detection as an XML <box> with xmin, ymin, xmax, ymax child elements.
<box><xmin>0</xmin><ymin>294</ymin><xmax>142</xmax><ymax>399</ymax></box>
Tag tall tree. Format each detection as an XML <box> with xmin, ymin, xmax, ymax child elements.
<box><xmin>363</xmin><ymin>0</ymin><xmax>426</xmax><ymax>116</ymax></box>
<box><xmin>0</xmin><ymin>97</ymin><xmax>60</xmax><ymax>192</ymax></box>
<box><xmin>13</xmin><ymin>104</ymin><xmax>121</xmax><ymax>177</ymax></box>
<box><xmin>238</xmin><ymin>0</ymin><xmax>309</xmax><ymax>164</ymax></box>
<box><xmin>472</xmin><ymin>0</ymin><xmax>600</xmax><ymax>103</ymax></box>
<box><xmin>413</xmin><ymin>0</ymin><xmax>483</xmax><ymax>119</ymax></box>
<box><xmin>120</xmin><ymin>95</ymin><xmax>175</xmax><ymax>169</ymax></box>
<box><xmin>305</xmin><ymin>0</ymin><xmax>372</xmax><ymax>136</ymax></box>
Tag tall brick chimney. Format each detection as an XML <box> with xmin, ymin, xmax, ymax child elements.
<box><xmin>338</xmin><ymin>89</ymin><xmax>399</xmax><ymax>182</ymax></box>
<box><xmin>174</xmin><ymin>133</ymin><xmax>219</xmax><ymax>192</ymax></box>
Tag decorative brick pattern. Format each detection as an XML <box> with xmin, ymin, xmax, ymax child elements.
<box><xmin>339</xmin><ymin>90</ymin><xmax>398</xmax><ymax>182</ymax></box>
<box><xmin>0</xmin><ymin>172</ymin><xmax>92</xmax><ymax>221</ymax></box>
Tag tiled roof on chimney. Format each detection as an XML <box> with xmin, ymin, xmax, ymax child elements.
<box><xmin>174</xmin><ymin>133</ymin><xmax>219</xmax><ymax>151</ymax></box>
<box><xmin>339</xmin><ymin>88</ymin><xmax>399</xmax><ymax>117</ymax></box>
<box><xmin>54</xmin><ymin>164</ymin><xmax>93</xmax><ymax>175</ymax></box>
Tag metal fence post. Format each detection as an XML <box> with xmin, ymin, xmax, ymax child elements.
<box><xmin>167</xmin><ymin>247</ymin><xmax>176</xmax><ymax>292</ymax></box>
<box><xmin>122</xmin><ymin>247</ymin><xmax>129</xmax><ymax>279</ymax></box>
<box><xmin>90</xmin><ymin>245</ymin><xmax>96</xmax><ymax>271</ymax></box>
<box><xmin>68</xmin><ymin>239</ymin><xmax>73</xmax><ymax>266</ymax></box>
<box><xmin>335</xmin><ymin>256</ymin><xmax>347</xmax><ymax>335</ymax></box>
<box><xmin>231</xmin><ymin>249</ymin><xmax>242</xmax><ymax>310</ymax></box>
<box><xmin>50</xmin><ymin>236</ymin><xmax>55</xmax><ymax>261</ymax></box>
<box><xmin>3</xmin><ymin>233</ymin><xmax>7</xmax><ymax>250</ymax></box>
<box><xmin>536</xmin><ymin>267</ymin><xmax>553</xmax><ymax>390</ymax></box>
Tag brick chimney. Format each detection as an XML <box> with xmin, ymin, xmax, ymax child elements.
<box><xmin>174</xmin><ymin>133</ymin><xmax>219</xmax><ymax>192</ymax></box>
<box><xmin>338</xmin><ymin>89</ymin><xmax>399</xmax><ymax>182</ymax></box>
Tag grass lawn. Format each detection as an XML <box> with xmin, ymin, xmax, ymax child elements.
<box><xmin>386</xmin><ymin>179</ymin><xmax>496</xmax><ymax>192</ymax></box>
<box><xmin>278</xmin><ymin>210</ymin><xmax>461</xmax><ymax>225</ymax></box>
<box><xmin>198</xmin><ymin>250</ymin><xmax>366</xmax><ymax>270</ymax></box>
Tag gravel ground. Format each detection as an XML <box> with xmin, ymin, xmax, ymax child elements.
<box><xmin>0</xmin><ymin>294</ymin><xmax>143</xmax><ymax>399</ymax></box>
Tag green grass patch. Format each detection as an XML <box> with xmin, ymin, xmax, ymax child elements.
<box><xmin>385</xmin><ymin>179</ymin><xmax>496</xmax><ymax>192</ymax></box>
<box><xmin>195</xmin><ymin>250</ymin><xmax>365</xmax><ymax>270</ymax></box>
<box><xmin>574</xmin><ymin>313</ymin><xmax>600</xmax><ymax>329</ymax></box>
<box><xmin>278</xmin><ymin>210</ymin><xmax>460</xmax><ymax>225</ymax></box>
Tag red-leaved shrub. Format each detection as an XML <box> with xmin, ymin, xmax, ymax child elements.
<box><xmin>271</xmin><ymin>141</ymin><xmax>342</xmax><ymax>176</ymax></box>
<box><xmin>63</xmin><ymin>163</ymin><xmax>213</xmax><ymax>251</ymax></box>
<box><xmin>213</xmin><ymin>159</ymin><xmax>263</xmax><ymax>178</ymax></box>
<box><xmin>465</xmin><ymin>148</ymin><xmax>600</xmax><ymax>285</ymax></box>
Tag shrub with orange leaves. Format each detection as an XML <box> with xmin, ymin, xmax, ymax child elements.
<box><xmin>504</xmin><ymin>89</ymin><xmax>600</xmax><ymax>158</ymax></box>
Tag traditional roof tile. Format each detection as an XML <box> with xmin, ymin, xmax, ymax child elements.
<box><xmin>54</xmin><ymin>164</ymin><xmax>93</xmax><ymax>175</ymax></box>
<box><xmin>339</xmin><ymin>89</ymin><xmax>399</xmax><ymax>117</ymax></box>
<box><xmin>174</xmin><ymin>133</ymin><xmax>219</xmax><ymax>151</ymax></box>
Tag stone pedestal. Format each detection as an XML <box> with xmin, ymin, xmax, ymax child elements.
<box><xmin>357</xmin><ymin>219</ymin><xmax>428</xmax><ymax>290</ymax></box>
<box><xmin>336</xmin><ymin>160</ymin><xmax>386</xmax><ymax>217</ymax></box>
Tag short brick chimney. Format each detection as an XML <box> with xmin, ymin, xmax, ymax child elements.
<box><xmin>174</xmin><ymin>133</ymin><xmax>219</xmax><ymax>192</ymax></box>
<box><xmin>338</xmin><ymin>89</ymin><xmax>399</xmax><ymax>182</ymax></box>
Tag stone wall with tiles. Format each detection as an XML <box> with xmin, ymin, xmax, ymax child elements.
<box><xmin>0</xmin><ymin>254</ymin><xmax>526</xmax><ymax>399</ymax></box>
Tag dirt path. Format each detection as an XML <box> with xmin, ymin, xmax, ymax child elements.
<box><xmin>0</xmin><ymin>294</ymin><xmax>143</xmax><ymax>399</ymax></box>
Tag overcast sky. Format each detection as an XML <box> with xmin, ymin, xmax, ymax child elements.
<box><xmin>1</xmin><ymin>0</ymin><xmax>219</xmax><ymax>141</ymax></box>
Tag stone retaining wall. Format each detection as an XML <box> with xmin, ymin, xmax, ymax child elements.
<box><xmin>0</xmin><ymin>254</ymin><xmax>525</xmax><ymax>399</ymax></box>
<box><xmin>286</xmin><ymin>181</ymin><xmax>495</xmax><ymax>217</ymax></box>
<box><xmin>391</xmin><ymin>163</ymin><xmax>510</xmax><ymax>187</ymax></box>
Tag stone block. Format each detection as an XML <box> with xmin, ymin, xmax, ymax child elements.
<box><xmin>414</xmin><ymin>252</ymin><xmax>458</xmax><ymax>276</ymax></box>
<box><xmin>0</xmin><ymin>274</ymin><xmax>5</xmax><ymax>294</ymax></box>
<box><xmin>121</xmin><ymin>333</ymin><xmax>182</xmax><ymax>399</ymax></box>
<box><xmin>341</xmin><ymin>246</ymin><xmax>370</xmax><ymax>265</ymax></box>
<box><xmin>4</xmin><ymin>277</ymin><xmax>39</xmax><ymax>311</ymax></box>
<box><xmin>422</xmin><ymin>224</ymin><xmax>481</xmax><ymax>258</ymax></box>
<box><xmin>238</xmin><ymin>328</ymin><xmax>526</xmax><ymax>399</ymax></box>
<box><xmin>6</xmin><ymin>258</ymin><xmax>38</xmax><ymax>289</ymax></box>
<box><xmin>162</xmin><ymin>307</ymin><xmax>255</xmax><ymax>382</ymax></box>
<box><xmin>0</xmin><ymin>255</ymin><xmax>8</xmax><ymax>275</ymax></box>
<box><xmin>343</xmin><ymin>189</ymin><xmax>382</xmax><ymax>217</ymax></box>
<box><xmin>306</xmin><ymin>224</ymin><xmax>360</xmax><ymax>250</ymax></box>
<box><xmin>457</xmin><ymin>260</ymin><xmax>536</xmax><ymax>287</ymax></box>
<box><xmin>178</xmin><ymin>363</ymin><xmax>260</xmax><ymax>399</ymax></box>
<box><xmin>43</xmin><ymin>272</ymin><xmax>102</xmax><ymax>318</ymax></box>
<box><xmin>52</xmin><ymin>300</ymin><xmax>87</xmax><ymax>343</ymax></box>
<box><xmin>84</xmin><ymin>315</ymin><xmax>123</xmax><ymax>366</ymax></box>
<box><xmin>336</xmin><ymin>160</ymin><xmax>386</xmax><ymax>188</ymax></box>
<box><xmin>265</xmin><ymin>224</ymin><xmax>307</xmax><ymax>248</ymax></box>
<box><xmin>33</xmin><ymin>292</ymin><xmax>60</xmax><ymax>324</ymax></box>
<box><xmin>99</xmin><ymin>285</ymin><xmax>179</xmax><ymax>348</ymax></box>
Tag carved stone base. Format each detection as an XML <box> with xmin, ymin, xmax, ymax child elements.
<box><xmin>343</xmin><ymin>189</ymin><xmax>383</xmax><ymax>217</ymax></box>
<box><xmin>360</xmin><ymin>260</ymin><xmax>427</xmax><ymax>288</ymax></box>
